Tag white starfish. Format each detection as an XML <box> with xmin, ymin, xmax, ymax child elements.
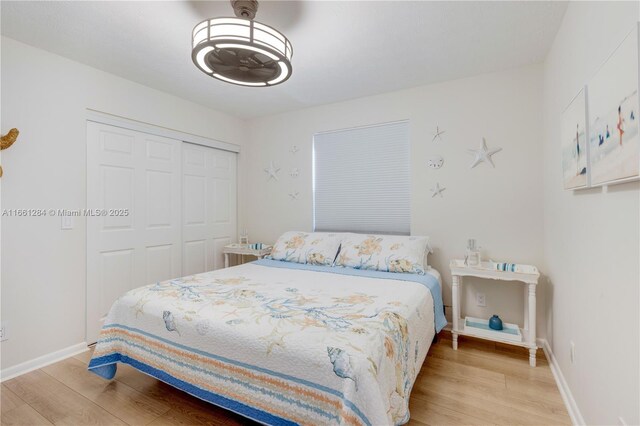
<box><xmin>432</xmin><ymin>126</ymin><xmax>446</xmax><ymax>142</ymax></box>
<box><xmin>430</xmin><ymin>182</ymin><xmax>446</xmax><ymax>198</ymax></box>
<box><xmin>264</xmin><ymin>161</ymin><xmax>280</xmax><ymax>181</ymax></box>
<box><xmin>289</xmin><ymin>145</ymin><xmax>299</xmax><ymax>154</ymax></box>
<box><xmin>467</xmin><ymin>138</ymin><xmax>502</xmax><ymax>168</ymax></box>
<box><xmin>288</xmin><ymin>190</ymin><xmax>299</xmax><ymax>200</ymax></box>
<box><xmin>289</xmin><ymin>168</ymin><xmax>299</xmax><ymax>178</ymax></box>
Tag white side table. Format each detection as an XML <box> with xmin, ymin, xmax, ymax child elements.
<box><xmin>449</xmin><ymin>259</ymin><xmax>540</xmax><ymax>367</ymax></box>
<box><xmin>223</xmin><ymin>244</ymin><xmax>272</xmax><ymax>268</ymax></box>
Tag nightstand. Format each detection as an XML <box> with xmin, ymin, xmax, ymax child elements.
<box><xmin>449</xmin><ymin>259</ymin><xmax>540</xmax><ymax>367</ymax></box>
<box><xmin>223</xmin><ymin>244</ymin><xmax>272</xmax><ymax>268</ymax></box>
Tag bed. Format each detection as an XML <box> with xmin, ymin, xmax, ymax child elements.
<box><xmin>88</xmin><ymin>258</ymin><xmax>446</xmax><ymax>425</ymax></box>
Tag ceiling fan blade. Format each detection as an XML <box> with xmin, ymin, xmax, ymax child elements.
<box><xmin>248</xmin><ymin>68</ymin><xmax>275</xmax><ymax>77</ymax></box>
<box><xmin>226</xmin><ymin>70</ymin><xmax>262</xmax><ymax>82</ymax></box>
<box><xmin>215</xmin><ymin>49</ymin><xmax>241</xmax><ymax>66</ymax></box>
<box><xmin>248</xmin><ymin>53</ymin><xmax>277</xmax><ymax>67</ymax></box>
<box><xmin>211</xmin><ymin>63</ymin><xmax>239</xmax><ymax>73</ymax></box>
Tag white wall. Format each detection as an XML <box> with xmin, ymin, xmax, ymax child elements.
<box><xmin>244</xmin><ymin>65</ymin><xmax>546</xmax><ymax>333</ymax></box>
<box><xmin>542</xmin><ymin>2</ymin><xmax>639</xmax><ymax>425</ymax></box>
<box><xmin>5</xmin><ymin>8</ymin><xmax>638</xmax><ymax>422</ymax></box>
<box><xmin>0</xmin><ymin>37</ymin><xmax>247</xmax><ymax>370</ymax></box>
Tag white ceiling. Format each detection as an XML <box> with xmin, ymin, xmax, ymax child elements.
<box><xmin>1</xmin><ymin>1</ymin><xmax>567</xmax><ymax>119</ymax></box>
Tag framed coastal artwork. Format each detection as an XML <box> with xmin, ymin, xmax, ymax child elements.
<box><xmin>561</xmin><ymin>88</ymin><xmax>589</xmax><ymax>189</ymax></box>
<box><xmin>587</xmin><ymin>24</ymin><xmax>640</xmax><ymax>186</ymax></box>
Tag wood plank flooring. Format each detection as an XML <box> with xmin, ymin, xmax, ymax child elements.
<box><xmin>0</xmin><ymin>332</ymin><xmax>571</xmax><ymax>425</ymax></box>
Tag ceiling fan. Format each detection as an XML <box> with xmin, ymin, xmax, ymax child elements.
<box><xmin>191</xmin><ymin>0</ymin><xmax>293</xmax><ymax>87</ymax></box>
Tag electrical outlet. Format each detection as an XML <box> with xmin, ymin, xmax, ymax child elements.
<box><xmin>61</xmin><ymin>216</ymin><xmax>74</xmax><ymax>230</ymax></box>
<box><xmin>476</xmin><ymin>293</ymin><xmax>486</xmax><ymax>307</ymax></box>
<box><xmin>570</xmin><ymin>341</ymin><xmax>575</xmax><ymax>364</ymax></box>
<box><xmin>0</xmin><ymin>322</ymin><xmax>8</xmax><ymax>342</ymax></box>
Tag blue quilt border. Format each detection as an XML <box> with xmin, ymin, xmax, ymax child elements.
<box><xmin>89</xmin><ymin>352</ymin><xmax>296</xmax><ymax>426</ymax></box>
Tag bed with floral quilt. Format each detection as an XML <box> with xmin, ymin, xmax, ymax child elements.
<box><xmin>88</xmin><ymin>259</ymin><xmax>446</xmax><ymax>426</ymax></box>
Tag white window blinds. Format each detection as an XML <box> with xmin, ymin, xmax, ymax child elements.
<box><xmin>313</xmin><ymin>121</ymin><xmax>410</xmax><ymax>235</ymax></box>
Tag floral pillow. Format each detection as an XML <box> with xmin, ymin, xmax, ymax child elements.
<box><xmin>335</xmin><ymin>234</ymin><xmax>430</xmax><ymax>274</ymax></box>
<box><xmin>269</xmin><ymin>231</ymin><xmax>342</xmax><ymax>266</ymax></box>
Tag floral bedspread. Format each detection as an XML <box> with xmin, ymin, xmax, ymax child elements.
<box><xmin>88</xmin><ymin>260</ymin><xmax>441</xmax><ymax>425</ymax></box>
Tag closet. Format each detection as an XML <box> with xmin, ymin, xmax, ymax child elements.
<box><xmin>86</xmin><ymin>121</ymin><xmax>237</xmax><ymax>343</ymax></box>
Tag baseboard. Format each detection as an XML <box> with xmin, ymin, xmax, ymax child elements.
<box><xmin>0</xmin><ymin>342</ymin><xmax>89</xmax><ymax>382</ymax></box>
<box><xmin>538</xmin><ymin>338</ymin><xmax>585</xmax><ymax>426</ymax></box>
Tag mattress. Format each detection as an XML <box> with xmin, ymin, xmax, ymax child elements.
<box><xmin>88</xmin><ymin>259</ymin><xmax>445</xmax><ymax>425</ymax></box>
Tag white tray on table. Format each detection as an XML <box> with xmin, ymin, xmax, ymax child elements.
<box><xmin>463</xmin><ymin>316</ymin><xmax>522</xmax><ymax>343</ymax></box>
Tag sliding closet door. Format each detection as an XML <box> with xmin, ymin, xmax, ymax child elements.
<box><xmin>86</xmin><ymin>122</ymin><xmax>182</xmax><ymax>343</ymax></box>
<box><xmin>182</xmin><ymin>142</ymin><xmax>237</xmax><ymax>275</ymax></box>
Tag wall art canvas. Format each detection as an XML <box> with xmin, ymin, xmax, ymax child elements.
<box><xmin>588</xmin><ymin>25</ymin><xmax>640</xmax><ymax>186</ymax></box>
<box><xmin>561</xmin><ymin>88</ymin><xmax>589</xmax><ymax>189</ymax></box>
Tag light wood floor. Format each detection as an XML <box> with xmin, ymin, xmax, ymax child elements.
<box><xmin>1</xmin><ymin>332</ymin><xmax>571</xmax><ymax>425</ymax></box>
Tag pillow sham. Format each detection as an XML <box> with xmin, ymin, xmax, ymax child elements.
<box><xmin>335</xmin><ymin>233</ymin><xmax>430</xmax><ymax>274</ymax></box>
<box><xmin>269</xmin><ymin>231</ymin><xmax>342</xmax><ymax>266</ymax></box>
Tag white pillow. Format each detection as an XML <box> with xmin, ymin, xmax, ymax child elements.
<box><xmin>335</xmin><ymin>233</ymin><xmax>430</xmax><ymax>274</ymax></box>
<box><xmin>269</xmin><ymin>231</ymin><xmax>342</xmax><ymax>266</ymax></box>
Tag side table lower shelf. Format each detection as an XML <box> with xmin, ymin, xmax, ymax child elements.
<box><xmin>451</xmin><ymin>318</ymin><xmax>538</xmax><ymax>357</ymax></box>
<box><xmin>449</xmin><ymin>259</ymin><xmax>540</xmax><ymax>367</ymax></box>
<box><xmin>452</xmin><ymin>319</ymin><xmax>538</xmax><ymax>366</ymax></box>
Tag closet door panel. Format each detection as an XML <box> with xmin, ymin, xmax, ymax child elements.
<box><xmin>87</xmin><ymin>122</ymin><xmax>181</xmax><ymax>344</ymax></box>
<box><xmin>182</xmin><ymin>143</ymin><xmax>208</xmax><ymax>276</ymax></box>
<box><xmin>88</xmin><ymin>123</ymin><xmax>236</xmax><ymax>344</ymax></box>
<box><xmin>182</xmin><ymin>143</ymin><xmax>236</xmax><ymax>275</ymax></box>
<box><xmin>146</xmin><ymin>244</ymin><xmax>174</xmax><ymax>285</ymax></box>
<box><xmin>99</xmin><ymin>249</ymin><xmax>135</xmax><ymax>316</ymax></box>
<box><xmin>212</xmin><ymin>178</ymin><xmax>230</xmax><ymax>223</ymax></box>
<box><xmin>146</xmin><ymin>170</ymin><xmax>173</xmax><ymax>228</ymax></box>
<box><xmin>183</xmin><ymin>239</ymin><xmax>207</xmax><ymax>276</ymax></box>
<box><xmin>183</xmin><ymin>175</ymin><xmax>207</xmax><ymax>226</ymax></box>
<box><xmin>141</xmin><ymin>134</ymin><xmax>182</xmax><ymax>282</ymax></box>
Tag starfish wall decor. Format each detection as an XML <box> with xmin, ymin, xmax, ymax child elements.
<box><xmin>467</xmin><ymin>138</ymin><xmax>502</xmax><ymax>169</ymax></box>
<box><xmin>264</xmin><ymin>161</ymin><xmax>280</xmax><ymax>181</ymax></box>
<box><xmin>430</xmin><ymin>182</ymin><xmax>446</xmax><ymax>198</ymax></box>
<box><xmin>432</xmin><ymin>126</ymin><xmax>446</xmax><ymax>142</ymax></box>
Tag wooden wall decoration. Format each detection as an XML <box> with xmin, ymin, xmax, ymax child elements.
<box><xmin>0</xmin><ymin>128</ymin><xmax>20</xmax><ymax>177</ymax></box>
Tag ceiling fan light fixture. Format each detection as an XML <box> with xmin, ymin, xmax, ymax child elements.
<box><xmin>268</xmin><ymin>62</ymin><xmax>290</xmax><ymax>85</ymax></box>
<box><xmin>192</xmin><ymin>1</ymin><xmax>293</xmax><ymax>87</ymax></box>
<box><xmin>195</xmin><ymin>46</ymin><xmax>215</xmax><ymax>73</ymax></box>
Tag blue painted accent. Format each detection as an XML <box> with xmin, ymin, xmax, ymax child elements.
<box><xmin>252</xmin><ymin>259</ymin><xmax>447</xmax><ymax>332</ymax></box>
<box><xmin>88</xmin><ymin>323</ymin><xmax>371</xmax><ymax>426</ymax></box>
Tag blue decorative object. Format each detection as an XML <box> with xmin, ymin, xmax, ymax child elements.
<box><xmin>489</xmin><ymin>315</ymin><xmax>503</xmax><ymax>330</ymax></box>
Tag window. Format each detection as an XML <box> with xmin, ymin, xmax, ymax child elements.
<box><xmin>312</xmin><ymin>120</ymin><xmax>410</xmax><ymax>235</ymax></box>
